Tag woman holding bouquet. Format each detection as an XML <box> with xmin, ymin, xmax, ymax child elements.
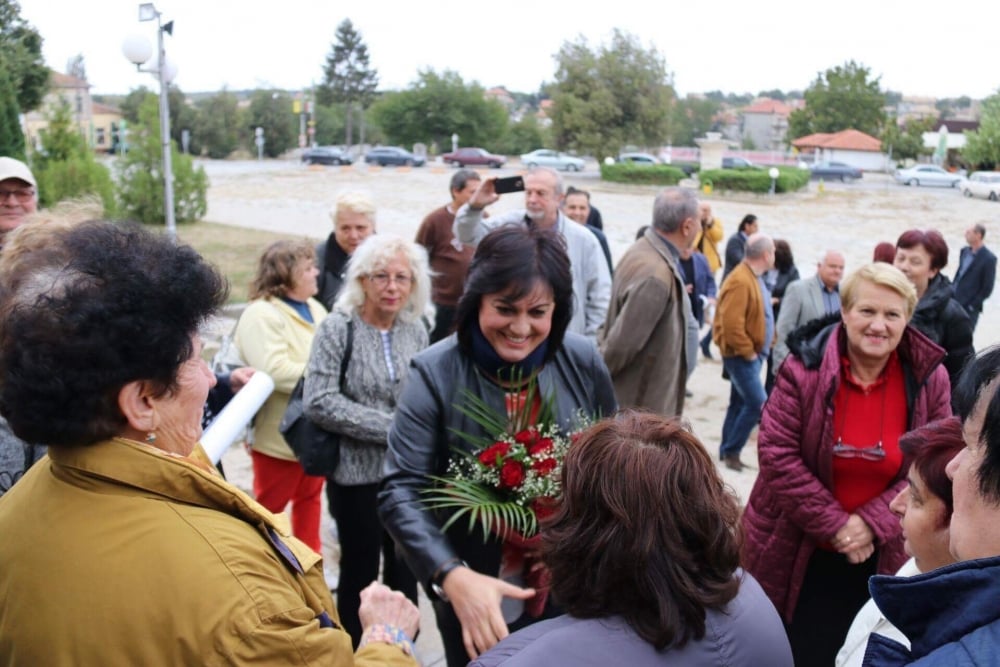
<box><xmin>378</xmin><ymin>225</ymin><xmax>618</xmax><ymax>666</ymax></box>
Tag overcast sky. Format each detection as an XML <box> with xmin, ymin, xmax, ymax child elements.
<box><xmin>20</xmin><ymin>0</ymin><xmax>1000</xmax><ymax>100</ymax></box>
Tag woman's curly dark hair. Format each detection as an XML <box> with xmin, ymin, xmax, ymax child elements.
<box><xmin>454</xmin><ymin>225</ymin><xmax>573</xmax><ymax>363</ymax></box>
<box><xmin>0</xmin><ymin>220</ymin><xmax>228</xmax><ymax>447</ymax></box>
<box><xmin>542</xmin><ymin>410</ymin><xmax>742</xmax><ymax>650</ymax></box>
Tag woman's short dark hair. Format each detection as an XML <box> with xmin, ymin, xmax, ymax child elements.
<box><xmin>542</xmin><ymin>410</ymin><xmax>742</xmax><ymax>650</ymax></box>
<box><xmin>249</xmin><ymin>239</ymin><xmax>315</xmax><ymax>300</ymax></box>
<box><xmin>773</xmin><ymin>239</ymin><xmax>795</xmax><ymax>273</ymax></box>
<box><xmin>873</xmin><ymin>241</ymin><xmax>896</xmax><ymax>263</ymax></box>
<box><xmin>899</xmin><ymin>417</ymin><xmax>965</xmax><ymax>526</ymax></box>
<box><xmin>896</xmin><ymin>228</ymin><xmax>949</xmax><ymax>270</ymax></box>
<box><xmin>738</xmin><ymin>214</ymin><xmax>757</xmax><ymax>233</ymax></box>
<box><xmin>454</xmin><ymin>225</ymin><xmax>572</xmax><ymax>362</ymax></box>
<box><xmin>0</xmin><ymin>220</ymin><xmax>228</xmax><ymax>447</ymax></box>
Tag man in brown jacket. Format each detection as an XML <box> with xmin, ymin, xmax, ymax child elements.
<box><xmin>599</xmin><ymin>187</ymin><xmax>699</xmax><ymax>418</ymax></box>
<box><xmin>713</xmin><ymin>233</ymin><xmax>775</xmax><ymax>471</ymax></box>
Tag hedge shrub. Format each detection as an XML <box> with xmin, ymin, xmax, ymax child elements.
<box><xmin>600</xmin><ymin>163</ymin><xmax>688</xmax><ymax>185</ymax></box>
<box><xmin>698</xmin><ymin>166</ymin><xmax>809</xmax><ymax>193</ymax></box>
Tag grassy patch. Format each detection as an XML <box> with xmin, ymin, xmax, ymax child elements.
<box><xmin>174</xmin><ymin>222</ymin><xmax>288</xmax><ymax>303</ymax></box>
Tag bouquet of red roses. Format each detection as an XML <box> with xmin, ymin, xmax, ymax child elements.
<box><xmin>422</xmin><ymin>384</ymin><xmax>586</xmax><ymax>541</ymax></box>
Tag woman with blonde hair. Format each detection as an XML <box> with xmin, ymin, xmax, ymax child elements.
<box><xmin>235</xmin><ymin>239</ymin><xmax>327</xmax><ymax>552</ymax></box>
<box><xmin>305</xmin><ymin>233</ymin><xmax>431</xmax><ymax>646</ymax></box>
<box><xmin>742</xmin><ymin>262</ymin><xmax>951</xmax><ymax>665</ymax></box>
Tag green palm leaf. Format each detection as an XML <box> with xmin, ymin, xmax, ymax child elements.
<box><xmin>422</xmin><ymin>476</ymin><xmax>538</xmax><ymax>541</ymax></box>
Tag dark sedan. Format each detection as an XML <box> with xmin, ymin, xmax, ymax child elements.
<box><xmin>364</xmin><ymin>146</ymin><xmax>426</xmax><ymax>167</ymax></box>
<box><xmin>809</xmin><ymin>161</ymin><xmax>863</xmax><ymax>182</ymax></box>
<box><xmin>441</xmin><ymin>147</ymin><xmax>506</xmax><ymax>168</ymax></box>
<box><xmin>301</xmin><ymin>146</ymin><xmax>353</xmax><ymax>166</ymax></box>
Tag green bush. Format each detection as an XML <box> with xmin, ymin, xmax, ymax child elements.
<box><xmin>698</xmin><ymin>166</ymin><xmax>809</xmax><ymax>193</ymax></box>
<box><xmin>116</xmin><ymin>97</ymin><xmax>208</xmax><ymax>225</ymax></box>
<box><xmin>35</xmin><ymin>155</ymin><xmax>115</xmax><ymax>213</ymax></box>
<box><xmin>600</xmin><ymin>163</ymin><xmax>687</xmax><ymax>185</ymax></box>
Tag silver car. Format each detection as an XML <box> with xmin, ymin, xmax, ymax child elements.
<box><xmin>894</xmin><ymin>164</ymin><xmax>962</xmax><ymax>188</ymax></box>
<box><xmin>961</xmin><ymin>172</ymin><xmax>1000</xmax><ymax>201</ymax></box>
<box><xmin>519</xmin><ymin>149</ymin><xmax>585</xmax><ymax>172</ymax></box>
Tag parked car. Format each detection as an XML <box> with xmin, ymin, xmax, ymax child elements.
<box><xmin>301</xmin><ymin>146</ymin><xmax>353</xmax><ymax>166</ymax></box>
<box><xmin>808</xmin><ymin>161</ymin><xmax>863</xmax><ymax>182</ymax></box>
<box><xmin>894</xmin><ymin>164</ymin><xmax>962</xmax><ymax>188</ymax></box>
<box><xmin>519</xmin><ymin>149</ymin><xmax>585</xmax><ymax>172</ymax></box>
<box><xmin>961</xmin><ymin>171</ymin><xmax>1000</xmax><ymax>201</ymax></box>
<box><xmin>617</xmin><ymin>152</ymin><xmax>660</xmax><ymax>165</ymax></box>
<box><xmin>441</xmin><ymin>147</ymin><xmax>506</xmax><ymax>168</ymax></box>
<box><xmin>722</xmin><ymin>156</ymin><xmax>762</xmax><ymax>169</ymax></box>
<box><xmin>364</xmin><ymin>146</ymin><xmax>426</xmax><ymax>167</ymax></box>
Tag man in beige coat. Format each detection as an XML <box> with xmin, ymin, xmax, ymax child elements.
<box><xmin>599</xmin><ymin>188</ymin><xmax>699</xmax><ymax>418</ymax></box>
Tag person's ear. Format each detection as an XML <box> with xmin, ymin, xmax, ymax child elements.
<box><xmin>118</xmin><ymin>380</ymin><xmax>157</xmax><ymax>433</ymax></box>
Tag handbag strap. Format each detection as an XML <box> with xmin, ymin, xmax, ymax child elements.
<box><xmin>339</xmin><ymin>318</ymin><xmax>354</xmax><ymax>391</ymax></box>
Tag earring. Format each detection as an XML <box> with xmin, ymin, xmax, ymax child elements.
<box><xmin>145</xmin><ymin>432</ymin><xmax>157</xmax><ymax>444</ymax></box>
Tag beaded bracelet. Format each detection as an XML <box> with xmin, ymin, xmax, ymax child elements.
<box><xmin>360</xmin><ymin>623</ymin><xmax>415</xmax><ymax>657</ymax></box>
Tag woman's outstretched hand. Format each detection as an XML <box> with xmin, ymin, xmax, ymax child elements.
<box><xmin>442</xmin><ymin>565</ymin><xmax>535</xmax><ymax>659</ymax></box>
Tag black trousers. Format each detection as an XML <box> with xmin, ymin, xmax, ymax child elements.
<box><xmin>785</xmin><ymin>547</ymin><xmax>877</xmax><ymax>667</ymax></box>
<box><xmin>430</xmin><ymin>304</ymin><xmax>458</xmax><ymax>344</ymax></box>
<box><xmin>326</xmin><ymin>481</ymin><xmax>418</xmax><ymax>648</ymax></box>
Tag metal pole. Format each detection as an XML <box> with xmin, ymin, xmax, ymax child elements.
<box><xmin>157</xmin><ymin>17</ymin><xmax>176</xmax><ymax>238</ymax></box>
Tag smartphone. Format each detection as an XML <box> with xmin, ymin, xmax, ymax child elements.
<box><xmin>493</xmin><ymin>175</ymin><xmax>525</xmax><ymax>195</ymax></box>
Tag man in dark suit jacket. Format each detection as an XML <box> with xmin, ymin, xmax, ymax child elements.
<box><xmin>953</xmin><ymin>223</ymin><xmax>997</xmax><ymax>332</ymax></box>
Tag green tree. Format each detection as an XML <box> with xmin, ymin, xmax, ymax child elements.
<box><xmin>758</xmin><ymin>89</ymin><xmax>787</xmax><ymax>101</ymax></box>
<box><xmin>117</xmin><ymin>96</ymin><xmax>207</xmax><ymax>224</ymax></box>
<box><xmin>245</xmin><ymin>90</ymin><xmax>296</xmax><ymax>158</ymax></box>
<box><xmin>30</xmin><ymin>98</ymin><xmax>115</xmax><ymax>212</ymax></box>
<box><xmin>881</xmin><ymin>115</ymin><xmax>935</xmax><ymax>163</ymax></box>
<box><xmin>672</xmin><ymin>96</ymin><xmax>720</xmax><ymax>146</ymax></box>
<box><xmin>65</xmin><ymin>53</ymin><xmax>86</xmax><ymax>81</ymax></box>
<box><xmin>369</xmin><ymin>69</ymin><xmax>508</xmax><ymax>150</ymax></box>
<box><xmin>787</xmin><ymin>61</ymin><xmax>887</xmax><ymax>141</ymax></box>
<box><xmin>962</xmin><ymin>92</ymin><xmax>1000</xmax><ymax>170</ymax></box>
<box><xmin>120</xmin><ymin>86</ymin><xmax>153</xmax><ymax>124</ymax></box>
<box><xmin>193</xmin><ymin>90</ymin><xmax>241</xmax><ymax>159</ymax></box>
<box><xmin>168</xmin><ymin>85</ymin><xmax>200</xmax><ymax>154</ymax></box>
<box><xmin>494</xmin><ymin>114</ymin><xmax>549</xmax><ymax>156</ymax></box>
<box><xmin>549</xmin><ymin>30</ymin><xmax>675</xmax><ymax>160</ymax></box>
<box><xmin>0</xmin><ymin>0</ymin><xmax>48</xmax><ymax>112</ymax></box>
<box><xmin>0</xmin><ymin>61</ymin><xmax>25</xmax><ymax>159</ymax></box>
<box><xmin>312</xmin><ymin>102</ymin><xmax>346</xmax><ymax>146</ymax></box>
<box><xmin>316</xmin><ymin>19</ymin><xmax>378</xmax><ymax>147</ymax></box>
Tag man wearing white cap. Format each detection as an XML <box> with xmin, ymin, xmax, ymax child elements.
<box><xmin>0</xmin><ymin>157</ymin><xmax>38</xmax><ymax>245</ymax></box>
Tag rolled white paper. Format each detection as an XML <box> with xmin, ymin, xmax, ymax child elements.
<box><xmin>201</xmin><ymin>371</ymin><xmax>275</xmax><ymax>464</ymax></box>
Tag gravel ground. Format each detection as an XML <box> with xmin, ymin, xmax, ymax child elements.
<box><xmin>206</xmin><ymin>157</ymin><xmax>999</xmax><ymax>665</ymax></box>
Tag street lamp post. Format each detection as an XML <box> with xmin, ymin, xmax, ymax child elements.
<box><xmin>122</xmin><ymin>3</ymin><xmax>176</xmax><ymax>238</ymax></box>
<box><xmin>768</xmin><ymin>167</ymin><xmax>780</xmax><ymax>196</ymax></box>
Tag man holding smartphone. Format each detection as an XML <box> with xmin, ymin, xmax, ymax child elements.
<box><xmin>453</xmin><ymin>167</ymin><xmax>611</xmax><ymax>339</ymax></box>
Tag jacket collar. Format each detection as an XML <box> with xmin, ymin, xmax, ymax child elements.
<box><xmin>870</xmin><ymin>555</ymin><xmax>1000</xmax><ymax>659</ymax></box>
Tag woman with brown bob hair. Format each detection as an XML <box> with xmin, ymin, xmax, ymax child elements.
<box><xmin>471</xmin><ymin>411</ymin><xmax>792</xmax><ymax>666</ymax></box>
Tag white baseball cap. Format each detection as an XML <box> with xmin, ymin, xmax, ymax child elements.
<box><xmin>0</xmin><ymin>157</ymin><xmax>36</xmax><ymax>188</ymax></box>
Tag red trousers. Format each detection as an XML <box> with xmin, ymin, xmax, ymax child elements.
<box><xmin>250</xmin><ymin>450</ymin><xmax>324</xmax><ymax>553</ymax></box>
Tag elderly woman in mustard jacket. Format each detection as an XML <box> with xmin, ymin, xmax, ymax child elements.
<box><xmin>235</xmin><ymin>240</ymin><xmax>328</xmax><ymax>552</ymax></box>
<box><xmin>0</xmin><ymin>220</ymin><xmax>418</xmax><ymax>665</ymax></box>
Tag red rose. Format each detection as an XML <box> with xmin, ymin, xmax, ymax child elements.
<box><xmin>514</xmin><ymin>429</ymin><xmax>539</xmax><ymax>447</ymax></box>
<box><xmin>528</xmin><ymin>438</ymin><xmax>554</xmax><ymax>455</ymax></box>
<box><xmin>478</xmin><ymin>441</ymin><xmax>511</xmax><ymax>467</ymax></box>
<box><xmin>570</xmin><ymin>432</ymin><xmax>582</xmax><ymax>444</ymax></box>
<box><xmin>532</xmin><ymin>457</ymin><xmax>557</xmax><ymax>476</ymax></box>
<box><xmin>499</xmin><ymin>460</ymin><xmax>526</xmax><ymax>489</ymax></box>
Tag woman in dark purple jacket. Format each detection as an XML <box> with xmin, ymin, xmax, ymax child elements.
<box><xmin>741</xmin><ymin>262</ymin><xmax>952</xmax><ymax>666</ymax></box>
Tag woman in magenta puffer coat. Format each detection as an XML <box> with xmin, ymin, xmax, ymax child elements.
<box><xmin>741</xmin><ymin>263</ymin><xmax>952</xmax><ymax>667</ymax></box>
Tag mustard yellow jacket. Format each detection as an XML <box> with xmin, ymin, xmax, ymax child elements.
<box><xmin>0</xmin><ymin>438</ymin><xmax>416</xmax><ymax>666</ymax></box>
<box><xmin>235</xmin><ymin>297</ymin><xmax>328</xmax><ymax>460</ymax></box>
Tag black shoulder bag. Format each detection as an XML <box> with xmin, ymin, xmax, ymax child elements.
<box><xmin>279</xmin><ymin>319</ymin><xmax>354</xmax><ymax>476</ymax></box>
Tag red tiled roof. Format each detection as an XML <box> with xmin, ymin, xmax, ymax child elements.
<box><xmin>791</xmin><ymin>129</ymin><xmax>882</xmax><ymax>152</ymax></box>
<box><xmin>49</xmin><ymin>71</ymin><xmax>89</xmax><ymax>89</ymax></box>
<box><xmin>92</xmin><ymin>102</ymin><xmax>122</xmax><ymax>115</ymax></box>
<box><xmin>743</xmin><ymin>99</ymin><xmax>793</xmax><ymax>116</ymax></box>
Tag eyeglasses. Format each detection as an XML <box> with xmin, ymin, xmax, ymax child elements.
<box><xmin>832</xmin><ymin>440</ymin><xmax>886</xmax><ymax>462</ymax></box>
<box><xmin>368</xmin><ymin>272</ymin><xmax>413</xmax><ymax>287</ymax></box>
<box><xmin>0</xmin><ymin>188</ymin><xmax>35</xmax><ymax>203</ymax></box>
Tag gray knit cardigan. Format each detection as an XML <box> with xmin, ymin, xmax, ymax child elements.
<box><xmin>303</xmin><ymin>309</ymin><xmax>428</xmax><ymax>485</ymax></box>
